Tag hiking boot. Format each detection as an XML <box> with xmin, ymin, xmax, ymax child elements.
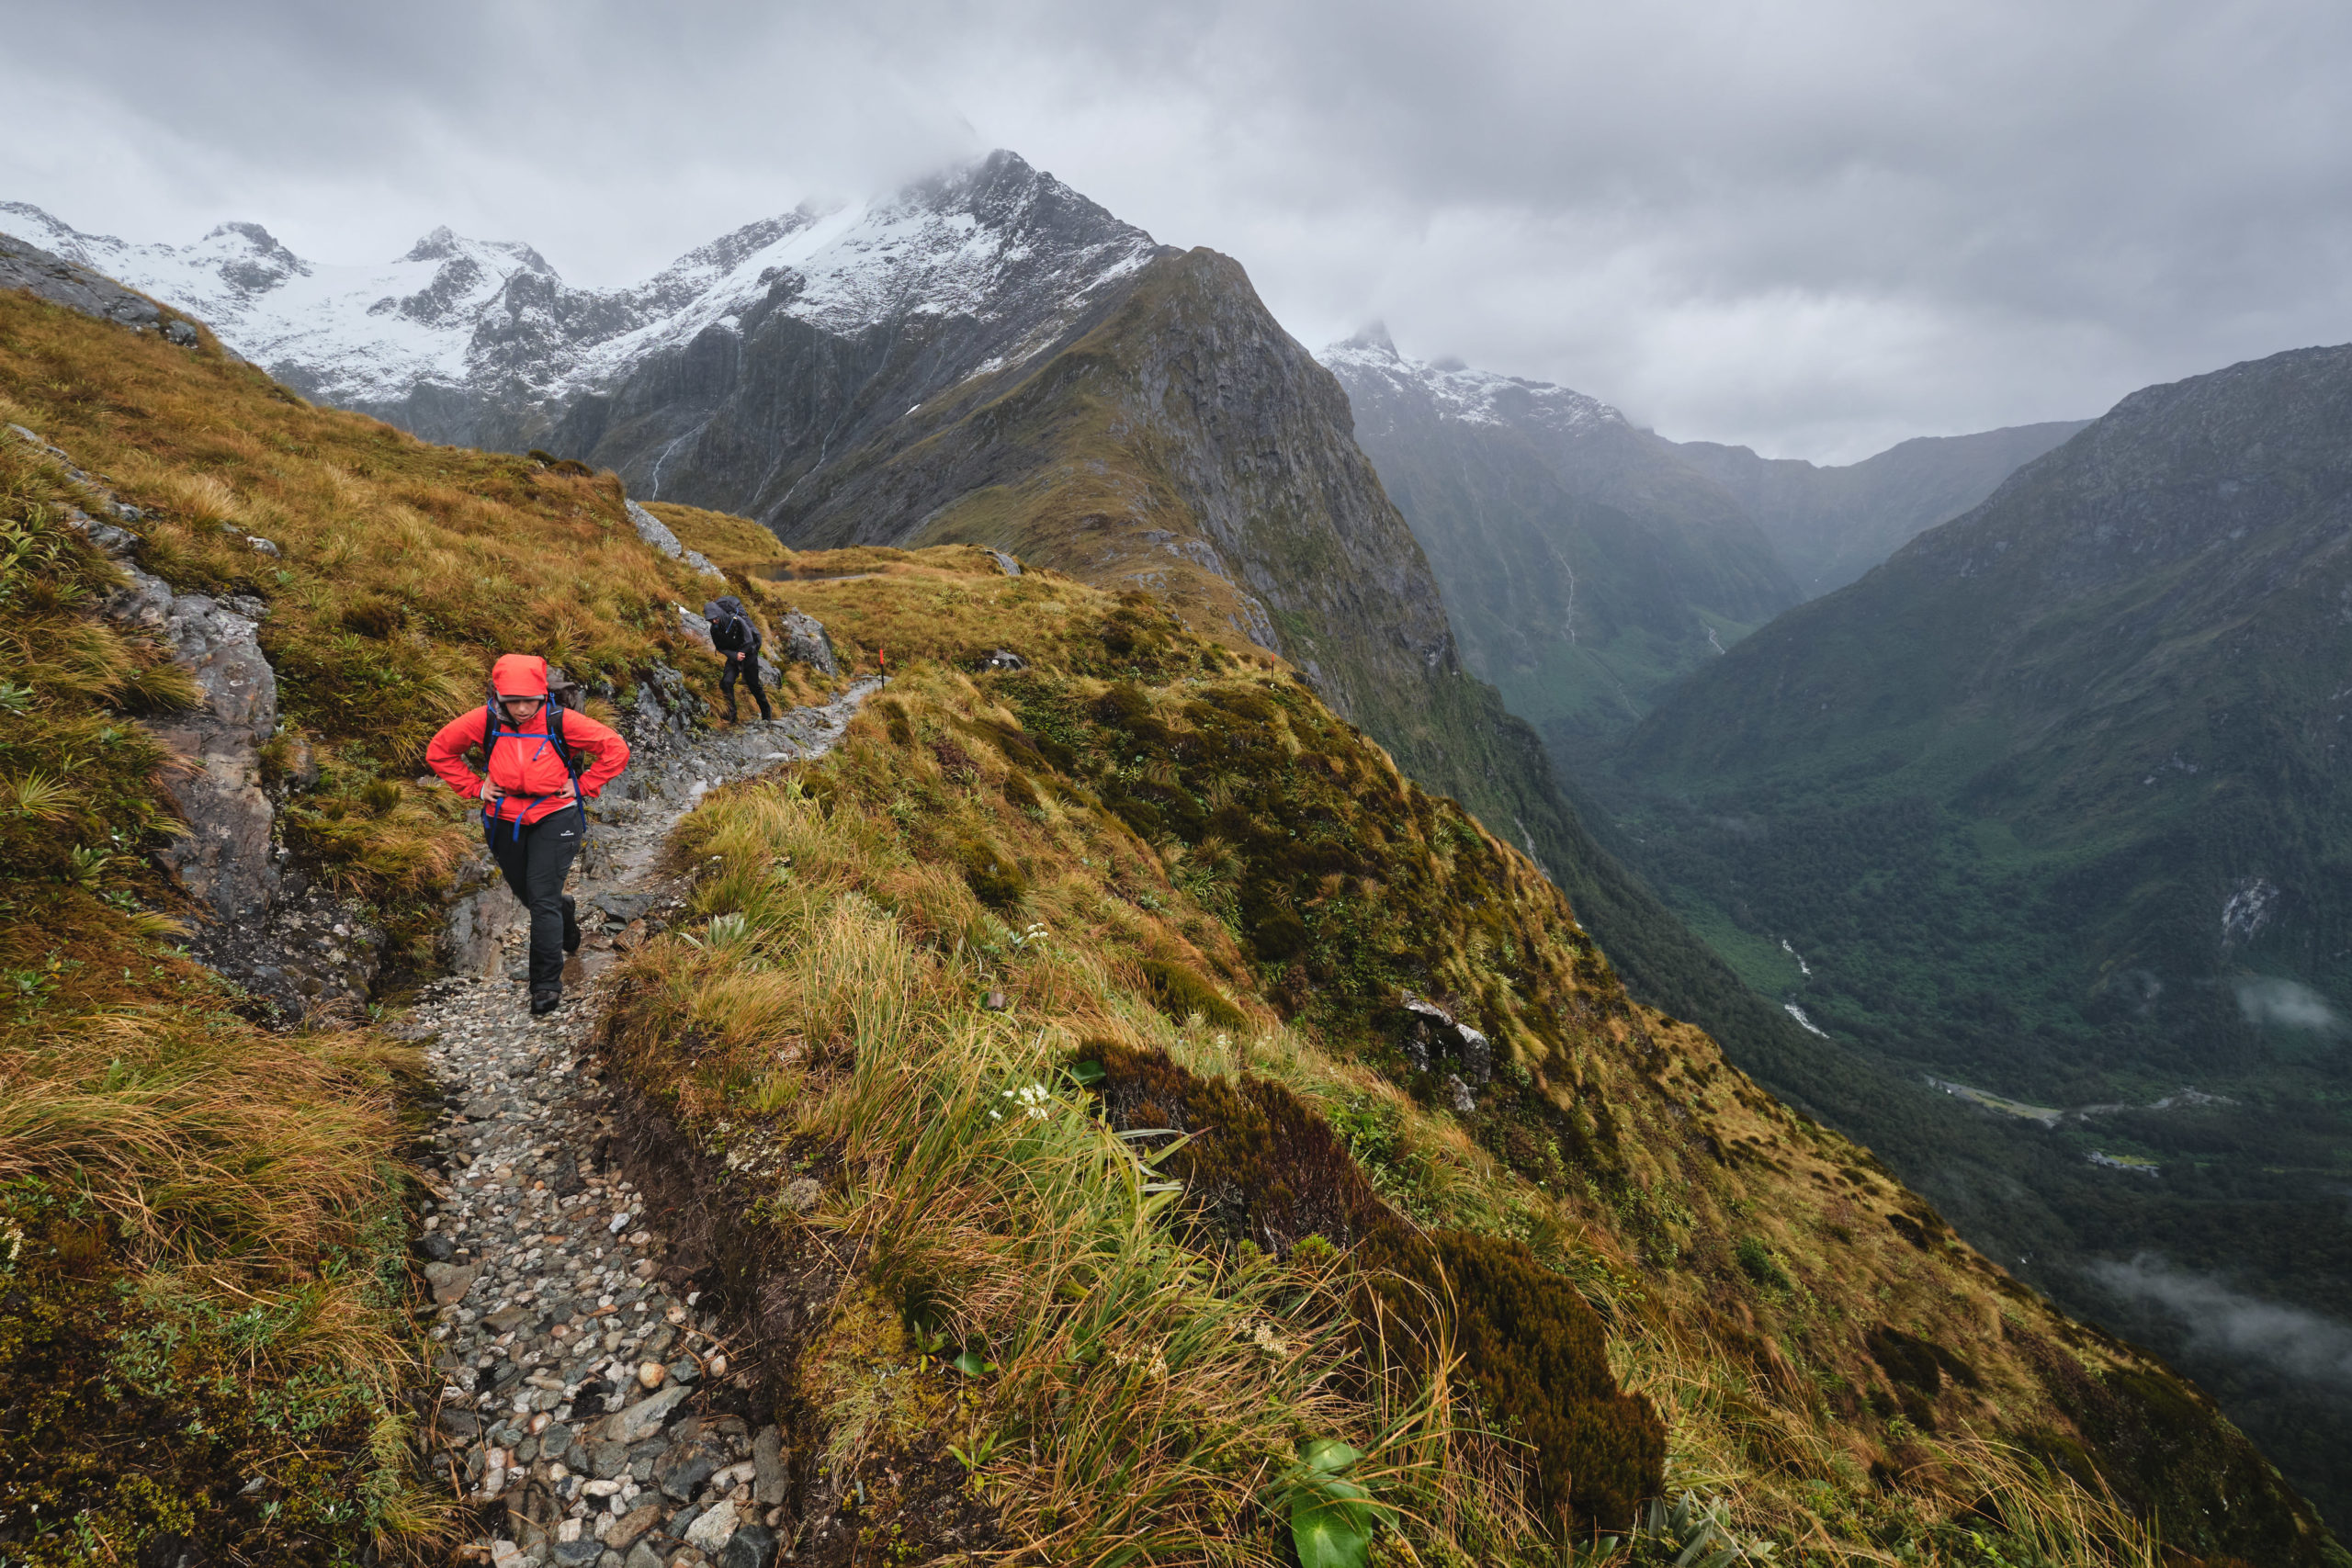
<box><xmin>529</xmin><ymin>988</ymin><xmax>562</xmax><ymax>1017</ymax></box>
<box><xmin>561</xmin><ymin>895</ymin><xmax>582</xmax><ymax>953</ymax></box>
<box><xmin>754</xmin><ymin>700</ymin><xmax>775</xmax><ymax>721</ymax></box>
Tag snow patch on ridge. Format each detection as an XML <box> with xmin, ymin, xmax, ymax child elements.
<box><xmin>1318</xmin><ymin>324</ymin><xmax>1625</xmax><ymax>439</ymax></box>
<box><xmin>0</xmin><ymin>152</ymin><xmax>1162</xmax><ymax>413</ymax></box>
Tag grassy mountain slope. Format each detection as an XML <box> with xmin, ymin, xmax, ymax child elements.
<box><xmin>1673</xmin><ymin>422</ymin><xmax>2090</xmax><ymax>597</ymax></box>
<box><xmin>1604</xmin><ymin>344</ymin><xmax>2352</xmax><ymax>1529</ymax></box>
<box><xmin>590</xmin><ymin>535</ymin><xmax>2338</xmax><ymax>1565</ymax></box>
<box><xmin>7</xmin><ymin>254</ymin><xmax>2343</xmax><ymax>1565</ymax></box>
<box><xmin>0</xmin><ymin>287</ymin><xmax>792</xmax><ymax>1563</ymax></box>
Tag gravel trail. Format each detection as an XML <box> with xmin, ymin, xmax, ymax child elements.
<box><xmin>398</xmin><ymin>678</ymin><xmax>880</xmax><ymax>1568</ymax></box>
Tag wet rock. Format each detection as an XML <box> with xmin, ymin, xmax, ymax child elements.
<box><xmin>117</xmin><ymin>582</ymin><xmax>279</xmax><ymax>919</ymax></box>
<box><xmin>775</xmin><ymin>610</ymin><xmax>839</xmax><ymax>676</ymax></box>
<box><xmin>683</xmin><ymin>1498</ymin><xmax>739</xmax><ymax>1553</ymax></box>
<box><xmin>426</xmin><ymin>1260</ymin><xmax>483</xmax><ymax>1304</ymax></box>
<box><xmin>751</xmin><ymin>1427</ymin><xmax>785</xmax><ymax>1505</ymax></box>
<box><xmin>602</xmin><ymin>1384</ymin><xmax>689</xmax><ymax>1444</ymax></box>
<box><xmin>629</xmin><ymin>660</ymin><xmax>703</xmax><ymax>750</ymax></box>
<box><xmin>1453</xmin><ymin>1022</ymin><xmax>1492</xmax><ymax>1085</ymax></box>
<box><xmin>445</xmin><ymin>855</ymin><xmax>525</xmax><ymax>976</ymax></box>
<box><xmin>653</xmin><ymin>1438</ymin><xmax>726</xmax><ymax>1501</ymax></box>
<box><xmin>607</xmin><ymin>1504</ymin><xmax>663</xmax><ymax>1551</ymax></box>
<box><xmin>718</xmin><ymin>1524</ymin><xmax>777</xmax><ymax>1568</ymax></box>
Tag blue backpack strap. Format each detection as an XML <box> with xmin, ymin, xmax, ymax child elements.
<box><xmin>481</xmin><ymin>699</ymin><xmax>507</xmax><ymax>836</ymax></box>
<box><xmin>549</xmin><ymin>703</ymin><xmax>588</xmax><ymax>819</ymax></box>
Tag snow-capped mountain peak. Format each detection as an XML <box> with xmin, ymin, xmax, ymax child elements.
<box><xmin>0</xmin><ymin>151</ymin><xmax>1164</xmax><ymax>418</ymax></box>
<box><xmin>1320</xmin><ymin>328</ymin><xmax>1623</xmax><ymax>440</ymax></box>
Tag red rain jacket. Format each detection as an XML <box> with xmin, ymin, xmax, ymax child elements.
<box><xmin>425</xmin><ymin>654</ymin><xmax>630</xmax><ymax>825</ymax></box>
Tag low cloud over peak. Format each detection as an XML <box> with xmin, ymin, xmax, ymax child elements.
<box><xmin>9</xmin><ymin>0</ymin><xmax>2352</xmax><ymax>460</ymax></box>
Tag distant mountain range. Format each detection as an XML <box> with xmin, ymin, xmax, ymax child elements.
<box><xmin>1601</xmin><ymin>343</ymin><xmax>2352</xmax><ymax>1525</ymax></box>
<box><xmin>1318</xmin><ymin>328</ymin><xmax>2083</xmax><ymax>767</ymax></box>
<box><xmin>1677</xmin><ymin>421</ymin><xmax>2093</xmax><ymax>595</ymax></box>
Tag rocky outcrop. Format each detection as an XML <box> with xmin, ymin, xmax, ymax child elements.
<box><xmin>627</xmin><ymin>501</ymin><xmax>723</xmax><ymax>580</ymax></box>
<box><xmin>10</xmin><ymin>423</ymin><xmax>400</xmax><ymax>1022</ymax></box>
<box><xmin>770</xmin><ymin>611</ymin><xmax>837</xmax><ymax>676</ymax></box>
<box><xmin>628</xmin><ymin>661</ymin><xmax>705</xmax><ymax>750</ymax></box>
<box><xmin>0</xmin><ymin>231</ymin><xmax>200</xmax><ymax>344</ymax></box>
<box><xmin>125</xmin><ymin>585</ymin><xmax>281</xmax><ymax>920</ymax></box>
<box><xmin>9</xmin><ymin>423</ymin><xmax>280</xmax><ymax>922</ymax></box>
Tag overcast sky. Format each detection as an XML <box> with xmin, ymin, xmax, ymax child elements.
<box><xmin>7</xmin><ymin>0</ymin><xmax>2351</xmax><ymax>460</ymax></box>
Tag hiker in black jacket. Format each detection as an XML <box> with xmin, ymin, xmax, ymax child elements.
<box><xmin>705</xmin><ymin>596</ymin><xmax>774</xmax><ymax>723</ymax></box>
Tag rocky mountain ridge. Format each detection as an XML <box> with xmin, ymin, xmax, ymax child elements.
<box><xmin>1</xmin><ymin>152</ymin><xmax>1165</xmax><ymax>449</ymax></box>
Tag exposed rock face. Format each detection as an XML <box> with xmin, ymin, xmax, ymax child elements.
<box><xmin>627</xmin><ymin>500</ymin><xmax>723</xmax><ymax>580</ymax></box>
<box><xmin>0</xmin><ymin>230</ymin><xmax>189</xmax><ymax>340</ymax></box>
<box><xmin>771</xmin><ymin>611</ymin><xmax>837</xmax><ymax>676</ymax></box>
<box><xmin>8</xmin><ymin>416</ymin><xmax>282</xmax><ymax>925</ymax></box>
<box><xmin>140</xmin><ymin>590</ymin><xmax>281</xmax><ymax>919</ymax></box>
<box><xmin>0</xmin><ymin>153</ymin><xmax>1166</xmax><ymax>458</ymax></box>
<box><xmin>628</xmin><ymin>661</ymin><xmax>705</xmax><ymax>751</ymax></box>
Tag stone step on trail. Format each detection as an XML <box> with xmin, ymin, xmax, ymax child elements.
<box><xmin>399</xmin><ymin>678</ymin><xmax>877</xmax><ymax>1568</ymax></box>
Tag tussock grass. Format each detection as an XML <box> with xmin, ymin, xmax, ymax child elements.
<box><xmin>607</xmin><ymin>784</ymin><xmax>1529</xmax><ymax>1564</ymax></box>
<box><xmin>600</xmin><ymin>649</ymin><xmax>2261</xmax><ymax>1567</ymax></box>
<box><xmin>0</xmin><ymin>300</ymin><xmax>504</xmax><ymax>1562</ymax></box>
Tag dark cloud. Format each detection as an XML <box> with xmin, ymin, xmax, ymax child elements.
<box><xmin>8</xmin><ymin>0</ymin><xmax>2352</xmax><ymax>458</ymax></box>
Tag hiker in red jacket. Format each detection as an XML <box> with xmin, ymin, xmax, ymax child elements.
<box><xmin>426</xmin><ymin>654</ymin><xmax>631</xmax><ymax>1016</ymax></box>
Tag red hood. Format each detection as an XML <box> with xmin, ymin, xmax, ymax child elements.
<box><xmin>491</xmin><ymin>653</ymin><xmax>549</xmax><ymax>699</ymax></box>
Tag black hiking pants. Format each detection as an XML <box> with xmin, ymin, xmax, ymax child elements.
<box><xmin>487</xmin><ymin>807</ymin><xmax>583</xmax><ymax>996</ymax></box>
<box><xmin>719</xmin><ymin>652</ymin><xmax>772</xmax><ymax>721</ymax></box>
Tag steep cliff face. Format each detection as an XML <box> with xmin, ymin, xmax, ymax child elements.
<box><xmin>1322</xmin><ymin>329</ymin><xmax>1799</xmax><ymax>763</ymax></box>
<box><xmin>1606</xmin><ymin>342</ymin><xmax>2352</xmax><ymax>1527</ymax></box>
<box><xmin>1674</xmin><ymin>420</ymin><xmax>2091</xmax><ymax>595</ymax></box>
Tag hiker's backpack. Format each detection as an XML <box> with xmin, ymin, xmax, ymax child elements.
<box><xmin>480</xmin><ymin>684</ymin><xmax>586</xmax><ymax>839</ymax></box>
<box><xmin>708</xmin><ymin>597</ymin><xmax>760</xmax><ymax>654</ymax></box>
